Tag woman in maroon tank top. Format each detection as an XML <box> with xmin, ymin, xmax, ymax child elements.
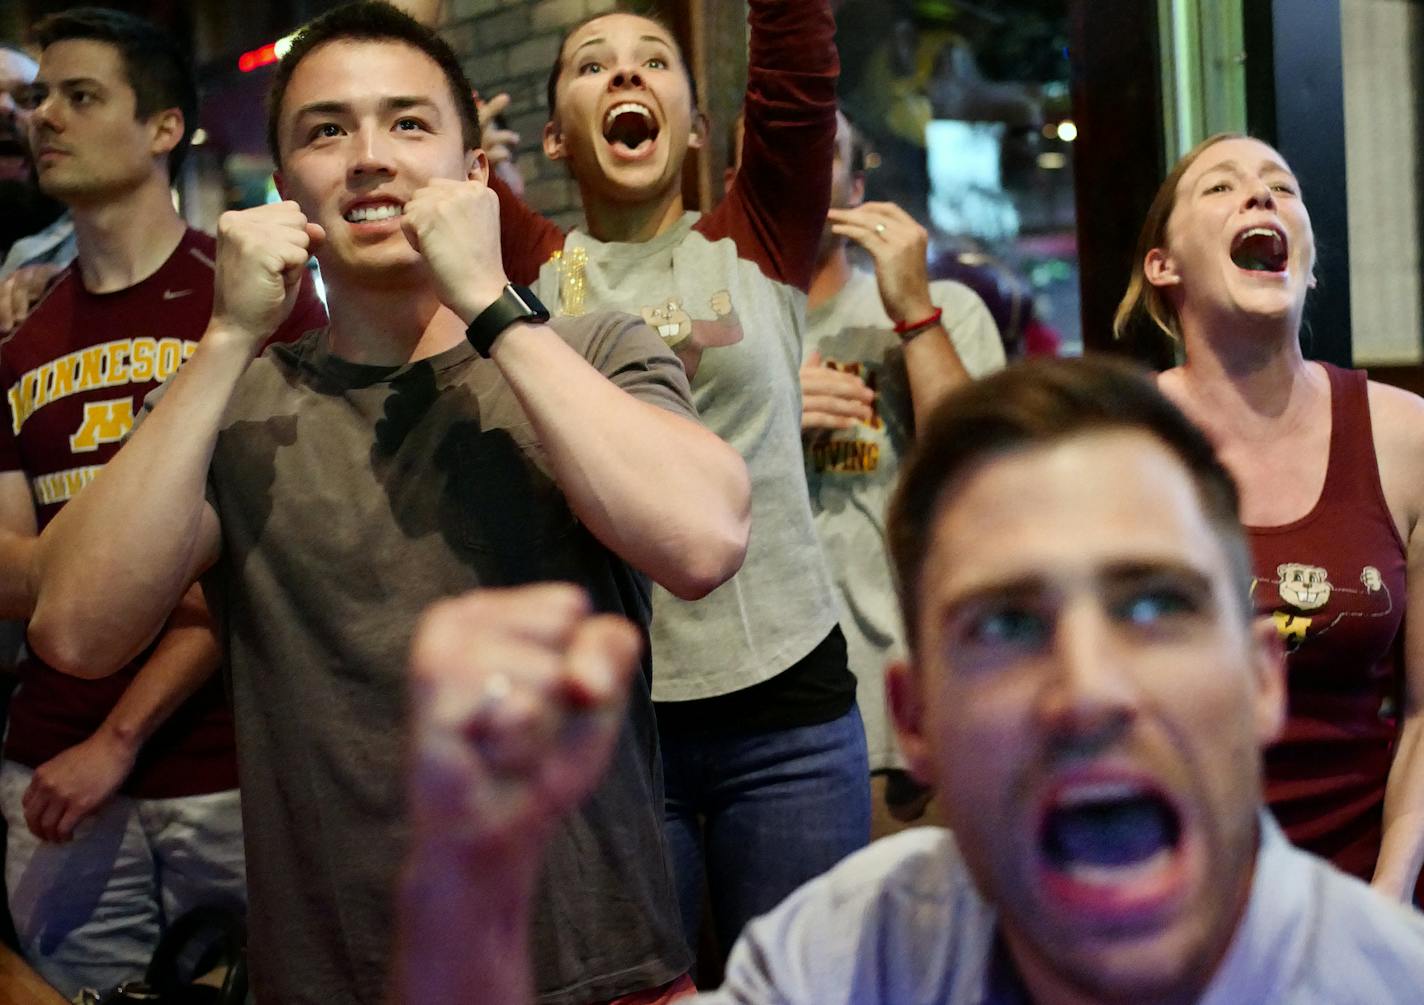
<box><xmin>1113</xmin><ymin>133</ymin><xmax>1424</xmax><ymax>899</ymax></box>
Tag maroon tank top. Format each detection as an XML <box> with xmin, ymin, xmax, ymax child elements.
<box><xmin>1248</xmin><ymin>363</ymin><xmax>1406</xmax><ymax>879</ymax></box>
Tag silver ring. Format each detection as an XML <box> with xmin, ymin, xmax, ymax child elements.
<box><xmin>476</xmin><ymin>673</ymin><xmax>512</xmax><ymax>714</ymax></box>
<box><xmin>874</xmin><ymin>223</ymin><xmax>887</xmax><ymax>236</ymax></box>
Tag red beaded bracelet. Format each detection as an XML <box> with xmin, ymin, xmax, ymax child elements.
<box><xmin>892</xmin><ymin>306</ymin><xmax>943</xmax><ymax>336</ymax></box>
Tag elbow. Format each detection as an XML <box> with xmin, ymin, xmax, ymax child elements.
<box><xmin>665</xmin><ymin>506</ymin><xmax>751</xmax><ymax>602</ymax></box>
<box><xmin>26</xmin><ymin>599</ymin><xmax>128</xmax><ymax>679</ymax></box>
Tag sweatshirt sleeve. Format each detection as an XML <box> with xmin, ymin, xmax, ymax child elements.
<box><xmin>697</xmin><ymin>0</ymin><xmax>839</xmax><ymax>292</ymax></box>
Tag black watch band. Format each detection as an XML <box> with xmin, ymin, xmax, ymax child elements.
<box><xmin>465</xmin><ymin>284</ymin><xmax>551</xmax><ymax>357</ymax></box>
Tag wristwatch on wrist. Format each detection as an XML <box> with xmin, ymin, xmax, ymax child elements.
<box><xmin>464</xmin><ymin>284</ymin><xmax>551</xmax><ymax>357</ymax></box>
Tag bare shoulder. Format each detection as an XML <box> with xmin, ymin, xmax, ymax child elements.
<box><xmin>1366</xmin><ymin>379</ymin><xmax>1424</xmax><ymax>513</ymax></box>
<box><xmin>1367</xmin><ymin>379</ymin><xmax>1424</xmax><ymax>453</ymax></box>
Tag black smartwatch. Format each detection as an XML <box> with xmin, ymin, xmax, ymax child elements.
<box><xmin>464</xmin><ymin>284</ymin><xmax>551</xmax><ymax>357</ymax></box>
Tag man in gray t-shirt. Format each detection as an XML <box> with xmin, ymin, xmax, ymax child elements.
<box><xmin>399</xmin><ymin>358</ymin><xmax>1424</xmax><ymax>1004</ymax></box>
<box><xmin>27</xmin><ymin>6</ymin><xmax>750</xmax><ymax>1003</ymax></box>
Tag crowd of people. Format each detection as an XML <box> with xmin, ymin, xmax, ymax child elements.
<box><xmin>0</xmin><ymin>2</ymin><xmax>1421</xmax><ymax>1003</ymax></box>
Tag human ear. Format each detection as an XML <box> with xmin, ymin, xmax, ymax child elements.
<box><xmin>465</xmin><ymin>146</ymin><xmax>488</xmax><ymax>183</ymax></box>
<box><xmin>687</xmin><ymin>110</ymin><xmax>708</xmax><ymax>152</ymax></box>
<box><xmin>1144</xmin><ymin>247</ymin><xmax>1181</xmax><ymax>289</ymax></box>
<box><xmin>887</xmin><ymin>659</ymin><xmax>935</xmax><ymax>786</ymax></box>
<box><xmin>542</xmin><ymin>120</ymin><xmax>567</xmax><ymax>161</ymax></box>
<box><xmin>1249</xmin><ymin>617</ymin><xmax>1286</xmax><ymax>746</ymax></box>
<box><xmin>149</xmin><ymin>107</ymin><xmax>184</xmax><ymax>161</ymax></box>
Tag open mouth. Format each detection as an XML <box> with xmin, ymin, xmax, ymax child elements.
<box><xmin>602</xmin><ymin>102</ymin><xmax>659</xmax><ymax>155</ymax></box>
<box><xmin>1230</xmin><ymin>226</ymin><xmax>1288</xmax><ymax>273</ymax></box>
<box><xmin>1035</xmin><ymin>778</ymin><xmax>1188</xmax><ymax>920</ymax></box>
<box><xmin>344</xmin><ymin>202</ymin><xmax>403</xmax><ymax>224</ymax></box>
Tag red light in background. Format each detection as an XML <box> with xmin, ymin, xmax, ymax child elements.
<box><xmin>238</xmin><ymin>42</ymin><xmax>279</xmax><ymax>73</ymax></box>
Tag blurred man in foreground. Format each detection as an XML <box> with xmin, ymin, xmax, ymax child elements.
<box><xmin>400</xmin><ymin>357</ymin><xmax>1424</xmax><ymax>1003</ymax></box>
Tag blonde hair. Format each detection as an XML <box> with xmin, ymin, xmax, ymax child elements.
<box><xmin>1112</xmin><ymin>132</ymin><xmax>1248</xmax><ymax>342</ymax></box>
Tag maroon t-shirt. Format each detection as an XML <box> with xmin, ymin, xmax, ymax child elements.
<box><xmin>0</xmin><ymin>227</ymin><xmax>327</xmax><ymax>798</ymax></box>
<box><xmin>1249</xmin><ymin>363</ymin><xmax>1407</xmax><ymax>879</ymax></box>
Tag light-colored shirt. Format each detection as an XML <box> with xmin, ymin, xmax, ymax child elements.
<box><xmin>700</xmin><ymin>815</ymin><xmax>1424</xmax><ymax>1003</ymax></box>
<box><xmin>0</xmin><ymin>212</ymin><xmax>75</xmax><ymax>279</ymax></box>
<box><xmin>803</xmin><ymin>272</ymin><xmax>1004</xmax><ymax>769</ymax></box>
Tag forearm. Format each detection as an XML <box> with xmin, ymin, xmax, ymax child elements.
<box><xmin>96</xmin><ymin>583</ymin><xmax>220</xmax><ymax>752</ymax></box>
<box><xmin>395</xmin><ymin>846</ymin><xmax>539</xmax><ymax>1005</ymax></box>
<box><xmin>1374</xmin><ymin>715</ymin><xmax>1424</xmax><ymax>898</ymax></box>
<box><xmin>903</xmin><ymin>324</ymin><xmax>971</xmax><ymax>434</ymax></box>
<box><xmin>29</xmin><ymin>327</ymin><xmax>248</xmax><ymax>675</ymax></box>
<box><xmin>492</xmin><ymin>324</ymin><xmax>750</xmax><ymax>600</ymax></box>
<box><xmin>0</xmin><ymin>531</ymin><xmax>36</xmax><ymax>619</ymax></box>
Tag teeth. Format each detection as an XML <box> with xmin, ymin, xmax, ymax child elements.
<box><xmin>345</xmin><ymin>203</ymin><xmax>402</xmax><ymax>223</ymax></box>
<box><xmin>604</xmin><ymin>102</ymin><xmax>653</xmax><ymax>129</ymax></box>
<box><xmin>1055</xmin><ymin>781</ymin><xmax>1147</xmax><ymax>808</ymax></box>
<box><xmin>658</xmin><ymin>323</ymin><xmax>682</xmax><ymax>339</ymax></box>
<box><xmin>1241</xmin><ymin>227</ymin><xmax>1281</xmax><ymax>242</ymax></box>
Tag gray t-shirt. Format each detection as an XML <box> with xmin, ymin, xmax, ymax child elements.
<box><xmin>533</xmin><ymin>215</ymin><xmax>841</xmax><ymax>701</ymax></box>
<box><xmin>700</xmin><ymin>816</ymin><xmax>1424</xmax><ymax>1003</ymax></box>
<box><xmin>804</xmin><ymin>273</ymin><xmax>1004</xmax><ymax>770</ymax></box>
<box><xmin>193</xmin><ymin>314</ymin><xmax>691</xmax><ymax>1004</ymax></box>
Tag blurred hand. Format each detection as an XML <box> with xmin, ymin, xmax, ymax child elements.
<box><xmin>22</xmin><ymin>729</ymin><xmax>137</xmax><ymax>842</ymax></box>
<box><xmin>407</xmin><ymin>584</ymin><xmax>642</xmax><ymax>860</ymax></box>
<box><xmin>801</xmin><ymin>350</ymin><xmax>875</xmax><ymax>431</ymax></box>
<box><xmin>827</xmin><ymin>201</ymin><xmax>935</xmax><ymax>325</ymax></box>
<box><xmin>0</xmin><ymin>263</ymin><xmax>63</xmax><ymax>332</ymax></box>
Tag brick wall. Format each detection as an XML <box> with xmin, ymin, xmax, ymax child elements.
<box><xmin>440</xmin><ymin>0</ymin><xmax>618</xmax><ymax>230</ymax></box>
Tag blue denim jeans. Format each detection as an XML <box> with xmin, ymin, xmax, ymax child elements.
<box><xmin>0</xmin><ymin>761</ymin><xmax>246</xmax><ymax>1000</ymax></box>
<box><xmin>661</xmin><ymin>706</ymin><xmax>870</xmax><ymax>957</ymax></box>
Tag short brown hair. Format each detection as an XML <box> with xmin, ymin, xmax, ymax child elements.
<box><xmin>265</xmin><ymin>1</ymin><xmax>480</xmax><ymax>168</ymax></box>
<box><xmin>1112</xmin><ymin>132</ymin><xmax>1247</xmax><ymax>343</ymax></box>
<box><xmin>32</xmin><ymin>7</ymin><xmax>197</xmax><ymax>177</ymax></box>
<box><xmin>887</xmin><ymin>356</ymin><xmax>1251</xmax><ymax>652</ymax></box>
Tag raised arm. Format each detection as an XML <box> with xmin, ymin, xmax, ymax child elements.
<box><xmin>27</xmin><ymin>203</ymin><xmax>321</xmax><ymax>677</ymax></box>
<box><xmin>22</xmin><ymin>582</ymin><xmax>220</xmax><ymax>842</ymax></box>
<box><xmin>398</xmin><ymin>585</ymin><xmax>641</xmax><ymax>1005</ymax></box>
<box><xmin>826</xmin><ymin>201</ymin><xmax>977</xmax><ymax>430</ymax></box>
<box><xmin>704</xmin><ymin>0</ymin><xmax>839</xmax><ymax>290</ymax></box>
<box><xmin>405</xmin><ymin>176</ymin><xmax>750</xmax><ymax>600</ymax></box>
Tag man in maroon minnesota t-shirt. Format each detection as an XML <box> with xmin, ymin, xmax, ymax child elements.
<box><xmin>0</xmin><ymin>10</ymin><xmax>324</xmax><ymax>998</ymax></box>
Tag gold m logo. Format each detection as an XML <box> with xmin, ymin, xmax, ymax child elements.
<box><xmin>69</xmin><ymin>398</ymin><xmax>134</xmax><ymax>453</ymax></box>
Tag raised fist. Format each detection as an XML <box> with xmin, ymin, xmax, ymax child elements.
<box><xmin>211</xmin><ymin>201</ymin><xmax>324</xmax><ymax>350</ymax></box>
<box><xmin>401</xmin><ymin>176</ymin><xmax>509</xmax><ymax>325</ymax></box>
<box><xmin>407</xmin><ymin>584</ymin><xmax>641</xmax><ymax>859</ymax></box>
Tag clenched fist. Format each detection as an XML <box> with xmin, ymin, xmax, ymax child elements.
<box><xmin>401</xmin><ymin>175</ymin><xmax>509</xmax><ymax>325</ymax></box>
<box><xmin>407</xmin><ymin>584</ymin><xmax>641</xmax><ymax>861</ymax></box>
<box><xmin>211</xmin><ymin>201</ymin><xmax>324</xmax><ymax>351</ymax></box>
